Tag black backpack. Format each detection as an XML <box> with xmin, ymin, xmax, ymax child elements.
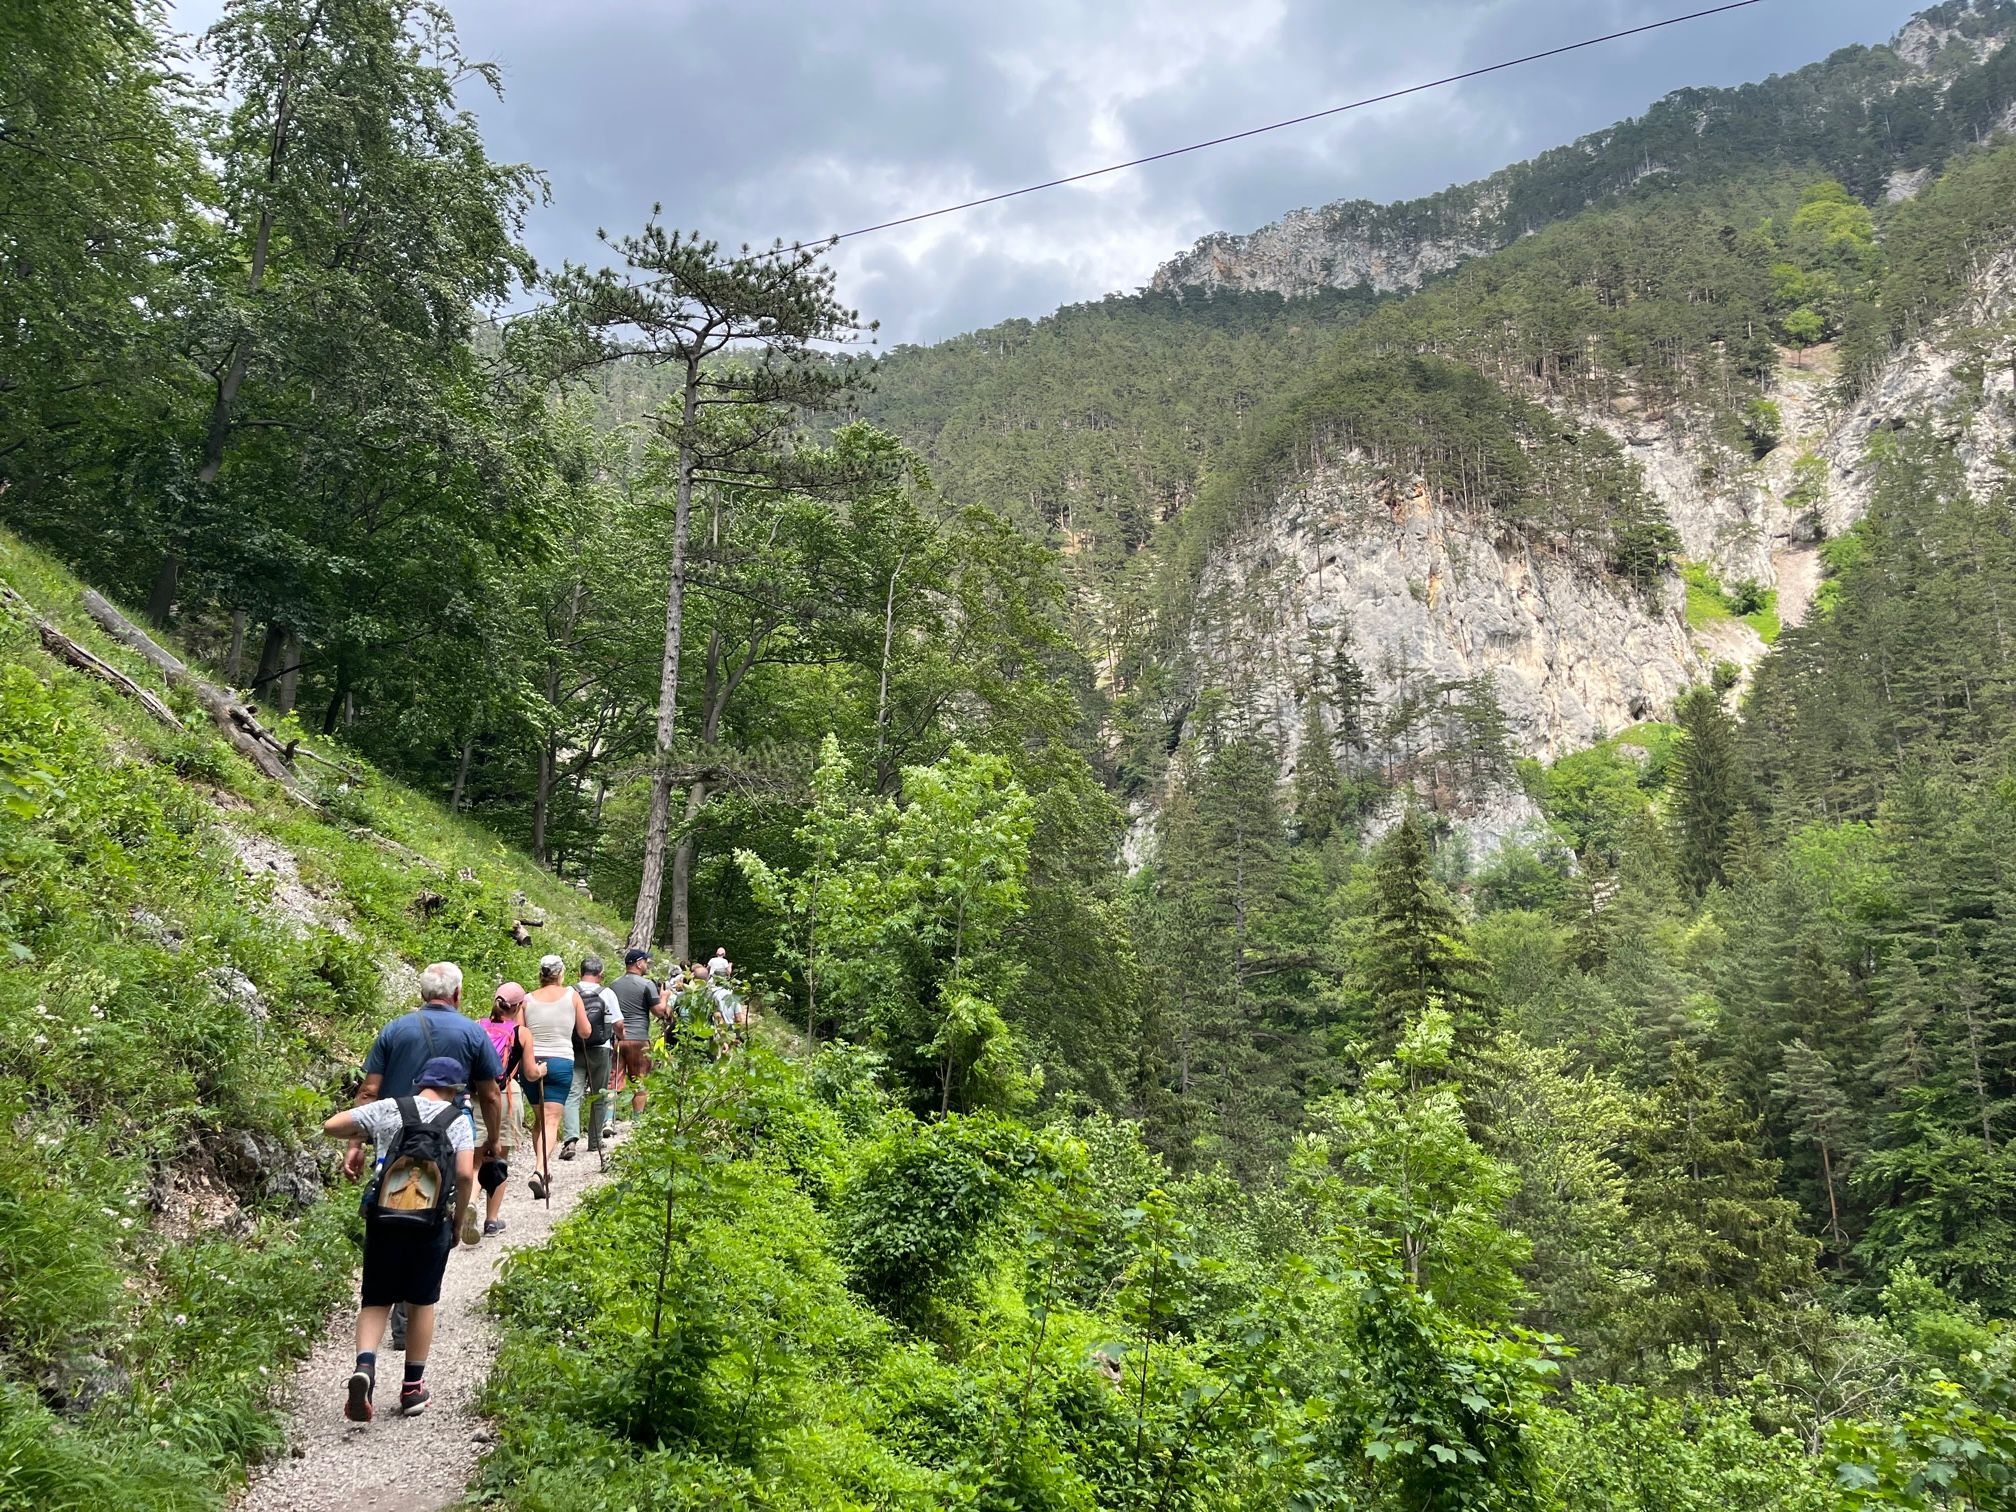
<box><xmin>362</xmin><ymin>1097</ymin><xmax>458</xmax><ymax>1230</ymax></box>
<box><xmin>577</xmin><ymin>983</ymin><xmax>617</xmax><ymax>1051</ymax></box>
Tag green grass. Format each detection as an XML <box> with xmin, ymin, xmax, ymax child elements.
<box><xmin>1745</xmin><ymin>595</ymin><xmax>1781</xmax><ymax>645</ymax></box>
<box><xmin>0</xmin><ymin>528</ymin><xmax>626</xmax><ymax>1510</ymax></box>
<box><xmin>1680</xmin><ymin>561</ymin><xmax>1779</xmax><ymax>644</ymax></box>
<box><xmin>1612</xmin><ymin>720</ymin><xmax>1679</xmax><ymax>753</ymax></box>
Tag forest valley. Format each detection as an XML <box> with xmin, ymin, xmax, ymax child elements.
<box><xmin>8</xmin><ymin>0</ymin><xmax>2016</xmax><ymax>1508</ymax></box>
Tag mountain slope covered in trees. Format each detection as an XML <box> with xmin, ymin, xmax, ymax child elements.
<box><xmin>1155</xmin><ymin>0</ymin><xmax>2016</xmax><ymax>298</ymax></box>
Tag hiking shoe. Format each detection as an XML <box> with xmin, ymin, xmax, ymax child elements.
<box><xmin>459</xmin><ymin>1204</ymin><xmax>483</xmax><ymax>1247</ymax></box>
<box><xmin>559</xmin><ymin>1138</ymin><xmax>579</xmax><ymax>1162</ymax></box>
<box><xmin>483</xmin><ymin>1219</ymin><xmax>507</xmax><ymax>1237</ymax></box>
<box><xmin>398</xmin><ymin>1384</ymin><xmax>431</xmax><ymax>1417</ymax></box>
<box><xmin>344</xmin><ymin>1367</ymin><xmax>375</xmax><ymax>1423</ymax></box>
<box><xmin>528</xmin><ymin>1173</ymin><xmax>547</xmax><ymax>1200</ymax></box>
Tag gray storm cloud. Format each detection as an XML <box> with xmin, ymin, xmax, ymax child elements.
<box><xmin>169</xmin><ymin>0</ymin><xmax>1920</xmax><ymax>342</ymax></box>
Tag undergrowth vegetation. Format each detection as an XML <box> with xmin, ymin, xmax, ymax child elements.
<box><xmin>481</xmin><ymin>1029</ymin><xmax>1982</xmax><ymax>1510</ymax></box>
<box><xmin>0</xmin><ymin>531</ymin><xmax>620</xmax><ymax>1509</ymax></box>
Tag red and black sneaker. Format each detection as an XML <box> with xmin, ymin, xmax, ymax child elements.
<box><xmin>398</xmin><ymin>1383</ymin><xmax>431</xmax><ymax>1416</ymax></box>
<box><xmin>343</xmin><ymin>1367</ymin><xmax>375</xmax><ymax>1423</ymax></box>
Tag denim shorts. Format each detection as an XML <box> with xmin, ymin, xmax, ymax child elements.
<box><xmin>523</xmin><ymin>1056</ymin><xmax>573</xmax><ymax>1105</ymax></box>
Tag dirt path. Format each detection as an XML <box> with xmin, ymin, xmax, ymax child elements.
<box><xmin>238</xmin><ymin>1126</ymin><xmax>612</xmax><ymax>1512</ymax></box>
<box><xmin>1773</xmin><ymin>544</ymin><xmax>1824</xmax><ymax>631</ymax></box>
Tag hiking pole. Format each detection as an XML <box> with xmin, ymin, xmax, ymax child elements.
<box><xmin>529</xmin><ymin>1072</ymin><xmax>551</xmax><ymax>1213</ymax></box>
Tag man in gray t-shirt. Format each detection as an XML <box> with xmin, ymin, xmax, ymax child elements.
<box><xmin>609</xmin><ymin>948</ymin><xmax>662</xmax><ymax>1117</ymax></box>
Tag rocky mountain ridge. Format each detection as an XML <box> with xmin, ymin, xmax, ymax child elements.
<box><xmin>1152</xmin><ymin>4</ymin><xmax>2014</xmax><ymax>301</ymax></box>
<box><xmin>1129</xmin><ymin>226</ymin><xmax>2016</xmax><ymax>863</ymax></box>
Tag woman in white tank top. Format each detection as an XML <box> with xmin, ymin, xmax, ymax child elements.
<box><xmin>522</xmin><ymin>955</ymin><xmax>589</xmax><ymax>1198</ymax></box>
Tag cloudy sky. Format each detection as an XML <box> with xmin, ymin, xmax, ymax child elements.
<box><xmin>168</xmin><ymin>0</ymin><xmax>1923</xmax><ymax>345</ymax></box>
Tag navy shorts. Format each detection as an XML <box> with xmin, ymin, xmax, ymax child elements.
<box><xmin>359</xmin><ymin>1220</ymin><xmax>454</xmax><ymax>1308</ymax></box>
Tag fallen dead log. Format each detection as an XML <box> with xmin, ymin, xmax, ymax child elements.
<box><xmin>79</xmin><ymin>589</ymin><xmax>312</xmax><ymax>801</ymax></box>
<box><xmin>232</xmin><ymin>703</ymin><xmax>366</xmax><ymax>783</ymax></box>
<box><xmin>2</xmin><ymin>584</ymin><xmax>180</xmax><ymax>728</ymax></box>
<box><xmin>288</xmin><ymin>740</ymin><xmax>366</xmax><ymax>782</ymax></box>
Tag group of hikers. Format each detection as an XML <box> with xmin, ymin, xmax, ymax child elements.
<box><xmin>318</xmin><ymin>946</ymin><xmax>747</xmax><ymax>1424</ymax></box>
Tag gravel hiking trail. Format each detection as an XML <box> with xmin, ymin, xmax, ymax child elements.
<box><xmin>239</xmin><ymin>1129</ymin><xmax>610</xmax><ymax>1512</ymax></box>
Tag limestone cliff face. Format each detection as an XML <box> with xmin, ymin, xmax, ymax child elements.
<box><xmin>1114</xmin><ymin>182</ymin><xmax>2016</xmax><ymax>877</ymax></box>
<box><xmin>1124</xmin><ymin>466</ymin><xmax>1696</xmax><ymax>865</ymax></box>
<box><xmin>1191</xmin><ymin>466</ymin><xmax>1701</xmax><ymax>764</ymax></box>
<box><xmin>1133</xmin><ymin>233</ymin><xmax>2016</xmax><ymax>869</ymax></box>
<box><xmin>1818</xmin><ymin>242</ymin><xmax>2016</xmax><ymax>531</ymax></box>
<box><xmin>1151</xmin><ymin>194</ymin><xmax>1506</xmax><ymax>300</ymax></box>
<box><xmin>1580</xmin><ymin>234</ymin><xmax>2016</xmax><ymax>630</ymax></box>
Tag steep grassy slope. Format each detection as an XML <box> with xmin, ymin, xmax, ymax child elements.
<box><xmin>0</xmin><ymin>529</ymin><xmax>622</xmax><ymax>1510</ymax></box>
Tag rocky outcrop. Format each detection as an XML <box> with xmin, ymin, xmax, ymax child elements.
<box><xmin>1192</xmin><ymin>465</ymin><xmax>1703</xmax><ymax>764</ymax></box>
<box><xmin>1817</xmin><ymin>244</ymin><xmax>2016</xmax><ymax>530</ymax></box>
<box><xmin>1586</xmin><ymin>404</ymin><xmax>1778</xmax><ymax>588</ymax></box>
<box><xmin>1891</xmin><ymin>11</ymin><xmax>2008</xmax><ymax>70</ymax></box>
<box><xmin>1153</xmin><ymin>195</ymin><xmax>1505</xmax><ymax>299</ymax></box>
<box><xmin>1125</xmin><ymin>197</ymin><xmax>2016</xmax><ymax>871</ymax></box>
<box><xmin>1151</xmin><ymin>7</ymin><xmax>2011</xmax><ymax>302</ymax></box>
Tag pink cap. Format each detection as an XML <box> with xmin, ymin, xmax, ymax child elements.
<box><xmin>494</xmin><ymin>981</ymin><xmax>527</xmax><ymax>1008</ymax></box>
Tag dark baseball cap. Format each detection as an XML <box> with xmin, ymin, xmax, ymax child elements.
<box><xmin>415</xmin><ymin>1056</ymin><xmax>468</xmax><ymax>1091</ymax></box>
<box><xmin>624</xmin><ymin>947</ymin><xmax>652</xmax><ymax>967</ymax></box>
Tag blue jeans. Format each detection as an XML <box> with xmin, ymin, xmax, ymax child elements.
<box><xmin>562</xmin><ymin>1045</ymin><xmax>613</xmax><ymax>1146</ymax></box>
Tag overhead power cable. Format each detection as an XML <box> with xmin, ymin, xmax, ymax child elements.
<box><xmin>809</xmin><ymin>0</ymin><xmax>1770</xmax><ymax>246</ymax></box>
<box><xmin>487</xmin><ymin>0</ymin><xmax>1768</xmax><ymax>324</ymax></box>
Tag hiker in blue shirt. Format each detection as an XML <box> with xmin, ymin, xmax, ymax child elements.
<box><xmin>342</xmin><ymin>962</ymin><xmax>504</xmax><ymax>1181</ymax></box>
<box><xmin>341</xmin><ymin>962</ymin><xmax>504</xmax><ymax>1353</ymax></box>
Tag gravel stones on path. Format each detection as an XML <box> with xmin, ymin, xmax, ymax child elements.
<box><xmin>238</xmin><ymin>1136</ymin><xmax>609</xmax><ymax>1512</ymax></box>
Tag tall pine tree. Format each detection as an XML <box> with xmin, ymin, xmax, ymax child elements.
<box><xmin>1356</xmin><ymin>809</ymin><xmax>1479</xmax><ymax>1052</ymax></box>
<box><xmin>1670</xmin><ymin>685</ymin><xmax>1746</xmax><ymax>897</ymax></box>
<box><xmin>1623</xmin><ymin>1041</ymin><xmax>1818</xmax><ymax>1389</ymax></box>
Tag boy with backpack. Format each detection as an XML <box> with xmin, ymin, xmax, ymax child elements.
<box><xmin>321</xmin><ymin>1055</ymin><xmax>479</xmax><ymax>1422</ymax></box>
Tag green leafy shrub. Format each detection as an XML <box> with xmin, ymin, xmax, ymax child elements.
<box><xmin>1744</xmin><ymin>397</ymin><xmax>1785</xmax><ymax>456</ymax></box>
<box><xmin>834</xmin><ymin>1113</ymin><xmax>1047</xmax><ymax>1330</ymax></box>
<box><xmin>1537</xmin><ymin>1385</ymin><xmax>1832</xmax><ymax>1509</ymax></box>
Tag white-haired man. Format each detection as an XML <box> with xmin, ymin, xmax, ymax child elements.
<box><xmin>343</xmin><ymin>962</ymin><xmax>504</xmax><ymax>1345</ymax></box>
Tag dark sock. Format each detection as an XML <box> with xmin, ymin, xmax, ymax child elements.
<box><xmin>403</xmin><ymin>1361</ymin><xmax>426</xmax><ymax>1386</ymax></box>
<box><xmin>355</xmin><ymin>1351</ymin><xmax>376</xmax><ymax>1372</ymax></box>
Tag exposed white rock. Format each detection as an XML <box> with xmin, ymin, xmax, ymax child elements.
<box><xmin>1584</xmin><ymin>406</ymin><xmax>1777</xmax><ymax>588</ymax></box>
<box><xmin>1150</xmin><ymin>13</ymin><xmax>2005</xmax><ymax>304</ymax></box>
<box><xmin>1153</xmin><ymin>197</ymin><xmax>1504</xmax><ymax>300</ymax></box>
<box><xmin>216</xmin><ymin>823</ymin><xmax>356</xmax><ymax>939</ymax></box>
<box><xmin>1818</xmin><ymin>245</ymin><xmax>2016</xmax><ymax>530</ymax></box>
<box><xmin>1891</xmin><ymin>12</ymin><xmax>2007</xmax><ymax>70</ymax></box>
<box><xmin>1123</xmin><ymin>231</ymin><xmax>2016</xmax><ymax>871</ymax></box>
<box><xmin>1191</xmin><ymin>463</ymin><xmax>1703</xmax><ymax>764</ymax></box>
<box><xmin>1886</xmin><ymin>166</ymin><xmax>1933</xmax><ymax>202</ymax></box>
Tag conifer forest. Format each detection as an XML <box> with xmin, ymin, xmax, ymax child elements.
<box><xmin>7</xmin><ymin>1</ymin><xmax>2016</xmax><ymax>1507</ymax></box>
